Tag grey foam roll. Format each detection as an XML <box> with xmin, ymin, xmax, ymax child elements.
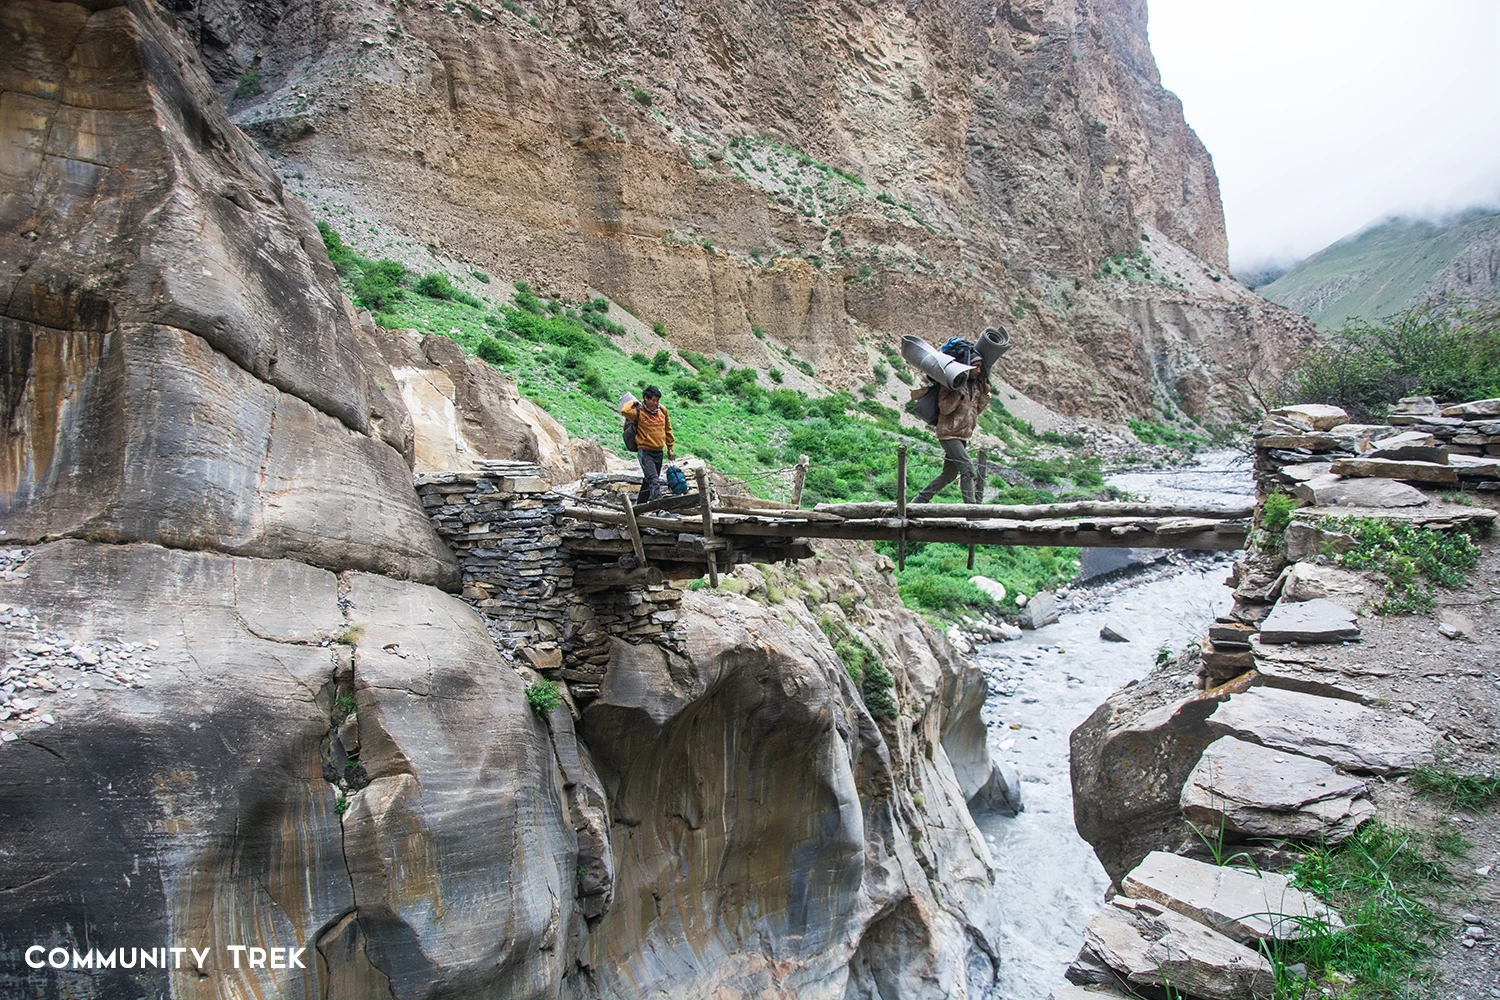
<box><xmin>900</xmin><ymin>335</ymin><xmax>971</xmax><ymax>390</ymax></box>
<box><xmin>977</xmin><ymin>326</ymin><xmax>1010</xmax><ymax>365</ymax></box>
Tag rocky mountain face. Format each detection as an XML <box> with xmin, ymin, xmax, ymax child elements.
<box><xmin>1</xmin><ymin>2</ymin><xmax>1004</xmax><ymax>996</ymax></box>
<box><xmin>1261</xmin><ymin>208</ymin><xmax>1500</xmax><ymax>330</ymax></box>
<box><xmin>168</xmin><ymin>0</ymin><xmax>1313</xmax><ymax>425</ymax></box>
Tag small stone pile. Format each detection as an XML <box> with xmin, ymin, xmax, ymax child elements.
<box><xmin>1</xmin><ymin>601</ymin><xmax>154</xmax><ymax>743</ymax></box>
<box><xmin>1255</xmin><ymin>398</ymin><xmax>1500</xmax><ymax>494</ymax></box>
<box><xmin>416</xmin><ymin>460</ymin><xmax>684</xmax><ymax>703</ymax></box>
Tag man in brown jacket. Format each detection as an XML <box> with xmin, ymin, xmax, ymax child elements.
<box><xmin>621</xmin><ymin>385</ymin><xmax>675</xmax><ymax>504</ymax></box>
<box><xmin>913</xmin><ymin>361</ymin><xmax>989</xmax><ymax>503</ymax></box>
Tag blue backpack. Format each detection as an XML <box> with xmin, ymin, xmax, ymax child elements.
<box><xmin>665</xmin><ymin>465</ymin><xmax>690</xmax><ymax>495</ymax></box>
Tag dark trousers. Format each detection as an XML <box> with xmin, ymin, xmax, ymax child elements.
<box><xmin>914</xmin><ymin>438</ymin><xmax>976</xmax><ymax>503</ymax></box>
<box><xmin>636</xmin><ymin>449</ymin><xmax>664</xmax><ymax>505</ymax></box>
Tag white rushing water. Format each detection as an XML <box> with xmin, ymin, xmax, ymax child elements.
<box><xmin>973</xmin><ymin>451</ymin><xmax>1253</xmax><ymax>999</ymax></box>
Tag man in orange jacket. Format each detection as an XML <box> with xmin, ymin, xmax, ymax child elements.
<box><xmin>622</xmin><ymin>385</ymin><xmax>675</xmax><ymax>504</ymax></box>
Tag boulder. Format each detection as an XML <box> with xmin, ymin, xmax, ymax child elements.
<box><xmin>1072</xmin><ymin>673</ymin><xmax>1257</xmax><ymax>881</ymax></box>
<box><xmin>1328</xmin><ymin>457</ymin><xmax>1459</xmax><ymax>484</ymax></box>
<box><xmin>1389</xmin><ymin>395</ymin><xmax>1440</xmax><ymax>417</ymax></box>
<box><xmin>1122</xmin><ymin>852</ymin><xmax>1343</xmax><ymax>943</ymax></box>
<box><xmin>1257</xmin><ymin>598</ymin><xmax>1360</xmax><ymax>643</ymax></box>
<box><xmin>1099</xmin><ymin>622</ymin><xmax>1133</xmax><ymax>643</ymax></box>
<box><xmin>1020</xmin><ymin>591</ymin><xmax>1060</xmax><ymax>629</ymax></box>
<box><xmin>1443</xmin><ymin>398</ymin><xmax>1500</xmax><ymax>418</ymax></box>
<box><xmin>1180</xmin><ymin>737</ymin><xmax>1373</xmax><ymax>843</ymax></box>
<box><xmin>1270</xmin><ymin>404</ymin><xmax>1348</xmax><ymax>431</ymax></box>
<box><xmin>1292</xmin><ymin>474</ymin><xmax>1428</xmax><ymax>508</ymax></box>
<box><xmin>1206</xmin><ymin>687</ymin><xmax>1438</xmax><ymax>775</ymax></box>
<box><xmin>1083</xmin><ymin>898</ymin><xmax>1275</xmax><ymax>1000</ymax></box>
<box><xmin>1277</xmin><ymin>563</ymin><xmax>1367</xmax><ymax>607</ymax></box>
<box><xmin>969</xmin><ymin>760</ymin><xmax>1024</xmax><ymax>815</ymax></box>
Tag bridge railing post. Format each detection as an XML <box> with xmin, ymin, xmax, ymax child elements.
<box><xmin>694</xmin><ymin>467</ymin><xmax>719</xmax><ymax>588</ymax></box>
<box><xmin>896</xmin><ymin>443</ymin><xmax>908</xmax><ymax>571</ymax></box>
<box><xmin>791</xmin><ymin>454</ymin><xmax>809</xmax><ymax>508</ymax></box>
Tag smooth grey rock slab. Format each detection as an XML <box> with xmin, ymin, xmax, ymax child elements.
<box><xmin>1444</xmin><ymin>398</ymin><xmax>1500</xmax><ymax>418</ymax></box>
<box><xmin>1181</xmin><ymin>737</ymin><xmax>1373</xmax><ymax>843</ymax></box>
<box><xmin>1292</xmin><ymin>474</ymin><xmax>1427</xmax><ymax>508</ymax></box>
<box><xmin>1206</xmin><ymin>686</ymin><xmax>1438</xmax><ymax>775</ymax></box>
<box><xmin>1084</xmin><ymin>898</ymin><xmax>1275</xmax><ymax>1000</ymax></box>
<box><xmin>1270</xmin><ymin>404</ymin><xmax>1348</xmax><ymax>431</ymax></box>
<box><xmin>1122</xmin><ymin>851</ymin><xmax>1344</xmax><ymax>943</ymax></box>
<box><xmin>969</xmin><ymin>760</ymin><xmax>1024</xmax><ymax>815</ymax></box>
<box><xmin>1328</xmin><ymin>457</ymin><xmax>1459</xmax><ymax>484</ymax></box>
<box><xmin>1079</xmin><ymin>547</ymin><xmax>1162</xmax><ymax>581</ymax></box>
<box><xmin>1020</xmin><ymin>590</ymin><xmax>1060</xmax><ymax>629</ymax></box>
<box><xmin>1258</xmin><ymin>598</ymin><xmax>1360</xmax><ymax>644</ymax></box>
<box><xmin>1099</xmin><ymin>621</ymin><xmax>1133</xmax><ymax>643</ymax></box>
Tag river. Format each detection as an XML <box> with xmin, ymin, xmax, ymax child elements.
<box><xmin>972</xmin><ymin>451</ymin><xmax>1254</xmax><ymax>999</ymax></box>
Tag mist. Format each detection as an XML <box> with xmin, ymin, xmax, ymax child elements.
<box><xmin>1146</xmin><ymin>0</ymin><xmax>1500</xmax><ymax>275</ymax></box>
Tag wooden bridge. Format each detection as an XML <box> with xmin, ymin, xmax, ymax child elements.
<box><xmin>565</xmin><ymin>461</ymin><xmax>1251</xmax><ymax>586</ymax></box>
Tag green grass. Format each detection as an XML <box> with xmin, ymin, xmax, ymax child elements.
<box><xmin>1411</xmin><ymin>766</ymin><xmax>1500</xmax><ymax>810</ymax></box>
<box><xmin>1098</xmin><ymin>247</ymin><xmax>1179</xmax><ymax>288</ymax></box>
<box><xmin>318</xmin><ymin>222</ymin><xmax>1110</xmax><ymax>620</ymax></box>
<box><xmin>1265</xmin><ymin>821</ymin><xmax>1462</xmax><ymax>999</ymax></box>
<box><xmin>1128</xmin><ymin>417</ymin><xmax>1207</xmax><ymax>452</ymax></box>
<box><xmin>1325</xmin><ymin>516</ymin><xmax>1481</xmax><ymax>614</ymax></box>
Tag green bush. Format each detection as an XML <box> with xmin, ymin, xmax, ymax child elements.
<box><xmin>1329</xmin><ymin>516</ymin><xmax>1480</xmax><ymax>613</ymax></box>
<box><xmin>513</xmin><ymin>281</ymin><xmax>545</xmax><ymax>314</ymax></box>
<box><xmin>672</xmin><ymin>376</ymin><xmax>705</xmax><ymax>402</ymax></box>
<box><xmin>1261</xmin><ymin>490</ymin><xmax>1297</xmax><ymax>533</ymax></box>
<box><xmin>649</xmin><ymin>349</ymin><xmax>672</xmax><ymax>374</ymax></box>
<box><xmin>352</xmin><ymin>259</ymin><xmax>407</xmax><ymax>311</ymax></box>
<box><xmin>766</xmin><ymin>388</ymin><xmax>806</xmax><ymax>420</ymax></box>
<box><xmin>317</xmin><ymin>221</ymin><xmax>360</xmax><ymax>275</ymax></box>
<box><xmin>632</xmin><ymin>87</ymin><xmax>652</xmax><ymax>106</ymax></box>
<box><xmin>476</xmin><ymin>338</ymin><xmax>516</xmax><ymax>367</ymax></box>
<box><xmin>234</xmin><ymin>70</ymin><xmax>263</xmax><ymax>99</ymax></box>
<box><xmin>1281</xmin><ymin>300</ymin><xmax>1500</xmax><ymax>422</ymax></box>
<box><xmin>630</xmin><ymin>352</ymin><xmax>651</xmax><ymax>366</ymax></box>
<box><xmin>525</xmin><ymin>680</ymin><xmax>562</xmax><ymax>718</ymax></box>
<box><xmin>415</xmin><ymin>273</ymin><xmax>456</xmax><ymax>299</ymax></box>
<box><xmin>768</xmin><ymin>368</ymin><xmax>784</xmax><ymax>384</ymax></box>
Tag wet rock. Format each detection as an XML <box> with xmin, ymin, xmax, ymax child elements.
<box><xmin>1327</xmin><ymin>457</ymin><xmax>1459</xmax><ymax>484</ymax></box>
<box><xmin>1078</xmin><ymin>548</ymin><xmax>1162</xmax><ymax>582</ymax></box>
<box><xmin>1206</xmin><ymin>686</ymin><xmax>1438</xmax><ymax>775</ymax></box>
<box><xmin>1291</xmin><ymin>474</ymin><xmax>1428</xmax><ymax>508</ymax></box>
<box><xmin>1099</xmin><ymin>622</ymin><xmax>1133</xmax><ymax>643</ymax></box>
<box><xmin>969</xmin><ymin>760</ymin><xmax>1024</xmax><ymax>815</ymax></box>
<box><xmin>1083</xmin><ymin>898</ymin><xmax>1275</xmax><ymax>1000</ymax></box>
<box><xmin>1181</xmin><ymin>737</ymin><xmax>1373</xmax><ymax>843</ymax></box>
<box><xmin>1122</xmin><ymin>851</ymin><xmax>1344</xmax><ymax>942</ymax></box>
<box><xmin>1257</xmin><ymin>598</ymin><xmax>1360</xmax><ymax>644</ymax></box>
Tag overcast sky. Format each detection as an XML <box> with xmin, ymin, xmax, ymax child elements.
<box><xmin>1147</xmin><ymin>0</ymin><xmax>1500</xmax><ymax>272</ymax></box>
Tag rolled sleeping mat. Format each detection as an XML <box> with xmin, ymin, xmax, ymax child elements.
<box><xmin>619</xmin><ymin>391</ymin><xmax>638</xmax><ymax>424</ymax></box>
<box><xmin>977</xmin><ymin>326</ymin><xmax>1010</xmax><ymax>366</ymax></box>
<box><xmin>900</xmin><ymin>336</ymin><xmax>971</xmax><ymax>390</ymax></box>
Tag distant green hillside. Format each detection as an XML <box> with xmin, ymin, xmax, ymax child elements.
<box><xmin>1260</xmin><ymin>209</ymin><xmax>1500</xmax><ymax>330</ymax></box>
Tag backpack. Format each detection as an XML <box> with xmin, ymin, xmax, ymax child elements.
<box><xmin>940</xmin><ymin>337</ymin><xmax>979</xmax><ymax>366</ymax></box>
<box><xmin>665</xmin><ymin>464</ymin><xmax>689</xmax><ymax>495</ymax></box>
<box><xmin>909</xmin><ymin>384</ymin><xmax>941</xmax><ymax>426</ymax></box>
<box><xmin>623</xmin><ymin>403</ymin><xmax>639</xmax><ymax>452</ymax></box>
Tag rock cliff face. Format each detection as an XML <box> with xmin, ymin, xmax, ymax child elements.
<box><xmin>1</xmin><ymin>2</ymin><xmax>1001</xmax><ymax>996</ymax></box>
<box><xmin>169</xmin><ymin>0</ymin><xmax>1313</xmax><ymax>425</ymax></box>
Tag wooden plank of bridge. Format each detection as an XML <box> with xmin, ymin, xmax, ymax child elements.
<box><xmin>896</xmin><ymin>443</ymin><xmax>908</xmax><ymax>571</ymax></box>
<box><xmin>695</xmin><ymin>467</ymin><xmax>719</xmax><ymax>587</ymax></box>
<box><xmin>814</xmin><ymin>499</ymin><xmax>1256</xmax><ymax>520</ymax></box>
<box><xmin>713</xmin><ymin>515</ymin><xmax>1246</xmax><ymax>550</ymax></box>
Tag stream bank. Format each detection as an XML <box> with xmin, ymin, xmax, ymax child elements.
<box><xmin>972</xmin><ymin>452</ymin><xmax>1253</xmax><ymax>999</ymax></box>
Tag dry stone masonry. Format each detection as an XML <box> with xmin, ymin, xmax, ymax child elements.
<box><xmin>416</xmin><ymin>460</ymin><xmax>685</xmax><ymax>702</ymax></box>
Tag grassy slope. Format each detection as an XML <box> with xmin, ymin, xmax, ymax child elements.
<box><xmin>1261</xmin><ymin>210</ymin><xmax>1500</xmax><ymax>330</ymax></box>
<box><xmin>320</xmin><ymin>222</ymin><xmax>1110</xmax><ymax>616</ymax></box>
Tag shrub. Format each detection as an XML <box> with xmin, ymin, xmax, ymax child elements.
<box><xmin>525</xmin><ymin>680</ymin><xmax>562</xmax><ymax>718</ymax></box>
<box><xmin>766</xmin><ymin>388</ymin><xmax>806</xmax><ymax>420</ymax></box>
<box><xmin>752</xmin><ymin>325</ymin><xmax>767</xmax><ymax>339</ymax></box>
<box><xmin>234</xmin><ymin>70</ymin><xmax>263</xmax><ymax>99</ymax></box>
<box><xmin>1329</xmin><ymin>516</ymin><xmax>1480</xmax><ymax>613</ymax></box>
<box><xmin>672</xmin><ymin>376</ymin><xmax>705</xmax><ymax>402</ymax></box>
<box><xmin>513</xmin><ymin>281</ymin><xmax>545</xmax><ymax>314</ymax></box>
<box><xmin>630</xmin><ymin>352</ymin><xmax>651</xmax><ymax>366</ymax></box>
<box><xmin>1280</xmin><ymin>300</ymin><xmax>1500</xmax><ymax>423</ymax></box>
<box><xmin>652</xmin><ymin>320</ymin><xmax>667</xmax><ymax>337</ymax></box>
<box><xmin>317</xmin><ymin>222</ymin><xmax>360</xmax><ymax>275</ymax></box>
<box><xmin>476</xmin><ymin>338</ymin><xmax>516</xmax><ymax>367</ymax></box>
<box><xmin>632</xmin><ymin>87</ymin><xmax>652</xmax><ymax>106</ymax></box>
<box><xmin>768</xmin><ymin>367</ymin><xmax>784</xmax><ymax>384</ymax></box>
<box><xmin>352</xmin><ymin>259</ymin><xmax>407</xmax><ymax>311</ymax></box>
<box><xmin>649</xmin><ymin>349</ymin><xmax>672</xmax><ymax>374</ymax></box>
<box><xmin>415</xmin><ymin>273</ymin><xmax>456</xmax><ymax>299</ymax></box>
<box><xmin>1261</xmin><ymin>490</ymin><xmax>1297</xmax><ymax>533</ymax></box>
<box><xmin>471</xmin><ymin>270</ymin><xmax>491</xmax><ymax>283</ymax></box>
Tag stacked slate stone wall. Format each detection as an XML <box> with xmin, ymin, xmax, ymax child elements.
<box><xmin>416</xmin><ymin>461</ymin><xmax>684</xmax><ymax>703</ymax></box>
